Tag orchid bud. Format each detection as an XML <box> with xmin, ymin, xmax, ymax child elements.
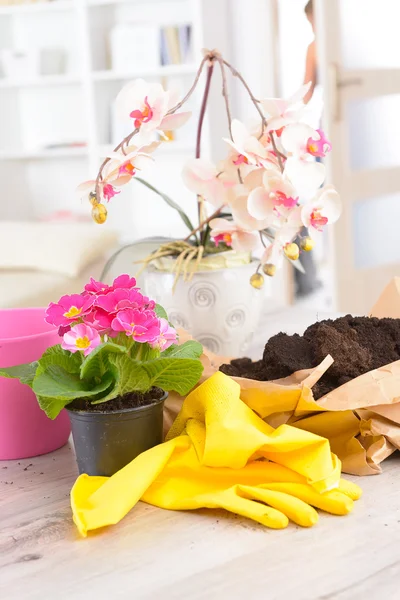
<box><xmin>92</xmin><ymin>203</ymin><xmax>107</xmax><ymax>224</ymax></box>
<box><xmin>300</xmin><ymin>237</ymin><xmax>315</xmax><ymax>252</ymax></box>
<box><xmin>284</xmin><ymin>243</ymin><xmax>300</xmax><ymax>261</ymax></box>
<box><xmin>262</xmin><ymin>263</ymin><xmax>277</xmax><ymax>277</ymax></box>
<box><xmin>250</xmin><ymin>273</ymin><xmax>264</xmax><ymax>289</ymax></box>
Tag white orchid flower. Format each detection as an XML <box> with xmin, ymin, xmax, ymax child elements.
<box><xmin>103</xmin><ymin>143</ymin><xmax>157</xmax><ymax>186</ymax></box>
<box><xmin>261</xmin><ymin>82</ymin><xmax>311</xmax><ymax>132</ymax></box>
<box><xmin>223</xmin><ymin>120</ymin><xmax>269</xmax><ymax>167</ymax></box>
<box><xmin>248</xmin><ymin>170</ymin><xmax>299</xmax><ymax>222</ymax></box>
<box><xmin>209</xmin><ymin>217</ymin><xmax>260</xmax><ymax>252</ymax></box>
<box><xmin>181</xmin><ymin>158</ymin><xmax>236</xmax><ymax>208</ymax></box>
<box><xmin>301</xmin><ymin>185</ymin><xmax>341</xmax><ymax>232</ymax></box>
<box><xmin>116</xmin><ymin>78</ymin><xmax>191</xmax><ymax>135</ymax></box>
<box><xmin>281</xmin><ymin>123</ymin><xmax>327</xmax><ymax>197</ymax></box>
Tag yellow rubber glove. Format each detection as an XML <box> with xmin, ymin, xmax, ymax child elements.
<box><xmin>71</xmin><ymin>372</ymin><xmax>361</xmax><ymax>536</ymax></box>
<box><xmin>167</xmin><ymin>372</ymin><xmax>340</xmax><ymax>493</ymax></box>
<box><xmin>72</xmin><ymin>435</ymin><xmax>361</xmax><ymax>536</ymax></box>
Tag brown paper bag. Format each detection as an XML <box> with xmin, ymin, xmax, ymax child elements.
<box><xmin>164</xmin><ymin>278</ymin><xmax>400</xmax><ymax>475</ymax></box>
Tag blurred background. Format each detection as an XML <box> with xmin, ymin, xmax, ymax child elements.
<box><xmin>0</xmin><ymin>0</ymin><xmax>398</xmax><ymax>317</ymax></box>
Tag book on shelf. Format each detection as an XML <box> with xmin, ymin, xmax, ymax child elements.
<box><xmin>160</xmin><ymin>24</ymin><xmax>192</xmax><ymax>66</ymax></box>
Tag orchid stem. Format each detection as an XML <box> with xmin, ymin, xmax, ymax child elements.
<box><xmin>183</xmin><ymin>205</ymin><xmax>226</xmax><ymax>243</ymax></box>
<box><xmin>221</xmin><ymin>58</ymin><xmax>285</xmax><ymax>173</ymax></box>
<box><xmin>195</xmin><ymin>61</ymin><xmax>215</xmax><ymax>245</ymax></box>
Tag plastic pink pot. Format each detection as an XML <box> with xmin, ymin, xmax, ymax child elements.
<box><xmin>0</xmin><ymin>308</ymin><xmax>71</xmax><ymax>460</ymax></box>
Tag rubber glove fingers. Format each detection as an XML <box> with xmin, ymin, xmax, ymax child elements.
<box><xmin>209</xmin><ymin>487</ymin><xmax>290</xmax><ymax>529</ymax></box>
<box><xmin>338</xmin><ymin>478</ymin><xmax>363</xmax><ymax>501</ymax></box>
<box><xmin>237</xmin><ymin>485</ymin><xmax>319</xmax><ymax>528</ymax></box>
<box><xmin>260</xmin><ymin>482</ymin><xmax>355</xmax><ymax>516</ymax></box>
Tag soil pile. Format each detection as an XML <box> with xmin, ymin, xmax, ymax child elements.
<box><xmin>220</xmin><ymin>315</ymin><xmax>400</xmax><ymax>398</ymax></box>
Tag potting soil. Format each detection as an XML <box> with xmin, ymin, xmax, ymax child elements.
<box><xmin>220</xmin><ymin>315</ymin><xmax>400</xmax><ymax>398</ymax></box>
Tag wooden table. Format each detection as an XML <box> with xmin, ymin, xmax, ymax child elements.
<box><xmin>2</xmin><ymin>308</ymin><xmax>400</xmax><ymax>599</ymax></box>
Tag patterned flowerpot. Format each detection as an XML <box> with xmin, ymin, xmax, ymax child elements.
<box><xmin>142</xmin><ymin>252</ymin><xmax>268</xmax><ymax>356</ymax></box>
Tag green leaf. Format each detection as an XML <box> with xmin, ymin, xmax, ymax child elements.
<box><xmin>91</xmin><ymin>354</ymin><xmax>150</xmax><ymax>404</ymax></box>
<box><xmin>141</xmin><ymin>357</ymin><xmax>203</xmax><ymax>396</ymax></box>
<box><xmin>155</xmin><ymin>304</ymin><xmax>168</xmax><ymax>320</ymax></box>
<box><xmin>80</xmin><ymin>342</ymin><xmax>127</xmax><ymax>381</ymax></box>
<box><xmin>33</xmin><ymin>366</ymin><xmax>113</xmax><ymax>400</ymax></box>
<box><xmin>162</xmin><ymin>340</ymin><xmax>203</xmax><ymax>359</ymax></box>
<box><xmin>36</xmin><ymin>345</ymin><xmax>82</xmax><ymax>377</ymax></box>
<box><xmin>134</xmin><ymin>176</ymin><xmax>196</xmax><ymax>235</ymax></box>
<box><xmin>36</xmin><ymin>373</ymin><xmax>114</xmax><ymax>420</ymax></box>
<box><xmin>0</xmin><ymin>362</ymin><xmax>38</xmax><ymax>387</ymax></box>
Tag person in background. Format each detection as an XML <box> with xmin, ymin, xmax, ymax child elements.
<box><xmin>294</xmin><ymin>0</ymin><xmax>322</xmax><ymax>298</ymax></box>
<box><xmin>303</xmin><ymin>0</ymin><xmax>317</xmax><ymax>105</ymax></box>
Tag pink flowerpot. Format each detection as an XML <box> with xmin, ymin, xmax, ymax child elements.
<box><xmin>0</xmin><ymin>308</ymin><xmax>71</xmax><ymax>460</ymax></box>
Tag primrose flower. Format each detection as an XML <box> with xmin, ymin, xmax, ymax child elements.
<box><xmin>301</xmin><ymin>186</ymin><xmax>341</xmax><ymax>232</ymax></box>
<box><xmin>96</xmin><ymin>288</ymin><xmax>146</xmax><ymax>314</ymax></box>
<box><xmin>149</xmin><ymin>318</ymin><xmax>178</xmax><ymax>351</ymax></box>
<box><xmin>84</xmin><ymin>274</ymin><xmax>137</xmax><ymax>295</ymax></box>
<box><xmin>115</xmin><ymin>79</ymin><xmax>191</xmax><ymax>135</ymax></box>
<box><xmin>260</xmin><ymin>83</ymin><xmax>310</xmax><ymax>132</ymax></box>
<box><xmin>45</xmin><ymin>294</ymin><xmax>95</xmax><ymax>327</ymax></box>
<box><xmin>223</xmin><ymin>120</ymin><xmax>268</xmax><ymax>167</ymax></box>
<box><xmin>182</xmin><ymin>158</ymin><xmax>235</xmax><ymax>208</ymax></box>
<box><xmin>209</xmin><ymin>218</ymin><xmax>260</xmax><ymax>252</ymax></box>
<box><xmin>111</xmin><ymin>309</ymin><xmax>160</xmax><ymax>343</ymax></box>
<box><xmin>61</xmin><ymin>323</ymin><xmax>101</xmax><ymax>357</ymax></box>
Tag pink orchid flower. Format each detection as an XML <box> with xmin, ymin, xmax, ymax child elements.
<box><xmin>61</xmin><ymin>323</ymin><xmax>101</xmax><ymax>357</ymax></box>
<box><xmin>111</xmin><ymin>309</ymin><xmax>160</xmax><ymax>343</ymax></box>
<box><xmin>260</xmin><ymin>83</ymin><xmax>311</xmax><ymax>132</ymax></box>
<box><xmin>103</xmin><ymin>144</ymin><xmax>156</xmax><ymax>187</ymax></box>
<box><xmin>301</xmin><ymin>186</ymin><xmax>341</xmax><ymax>232</ymax></box>
<box><xmin>149</xmin><ymin>318</ymin><xmax>178</xmax><ymax>351</ymax></box>
<box><xmin>223</xmin><ymin>120</ymin><xmax>269</xmax><ymax>167</ymax></box>
<box><xmin>210</xmin><ymin>218</ymin><xmax>260</xmax><ymax>252</ymax></box>
<box><xmin>45</xmin><ymin>294</ymin><xmax>95</xmax><ymax>327</ymax></box>
<box><xmin>280</xmin><ymin>123</ymin><xmax>327</xmax><ymax>197</ymax></box>
<box><xmin>248</xmin><ymin>170</ymin><xmax>299</xmax><ymax>222</ymax></box>
<box><xmin>115</xmin><ymin>79</ymin><xmax>191</xmax><ymax>135</ymax></box>
<box><xmin>306</xmin><ymin>129</ymin><xmax>332</xmax><ymax>158</ymax></box>
<box><xmin>182</xmin><ymin>158</ymin><xmax>236</xmax><ymax>208</ymax></box>
<box><xmin>76</xmin><ymin>180</ymin><xmax>120</xmax><ymax>204</ymax></box>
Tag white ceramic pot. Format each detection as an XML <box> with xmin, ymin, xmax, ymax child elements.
<box><xmin>143</xmin><ymin>256</ymin><xmax>268</xmax><ymax>356</ymax></box>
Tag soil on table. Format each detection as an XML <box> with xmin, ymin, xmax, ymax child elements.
<box><xmin>219</xmin><ymin>315</ymin><xmax>400</xmax><ymax>399</ymax></box>
<box><xmin>69</xmin><ymin>387</ymin><xmax>165</xmax><ymax>413</ymax></box>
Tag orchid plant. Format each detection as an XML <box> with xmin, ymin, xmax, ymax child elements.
<box><xmin>0</xmin><ymin>275</ymin><xmax>203</xmax><ymax>418</ymax></box>
<box><xmin>79</xmin><ymin>50</ymin><xmax>341</xmax><ymax>287</ymax></box>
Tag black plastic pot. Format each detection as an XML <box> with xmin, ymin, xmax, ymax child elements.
<box><xmin>67</xmin><ymin>392</ymin><xmax>167</xmax><ymax>476</ymax></box>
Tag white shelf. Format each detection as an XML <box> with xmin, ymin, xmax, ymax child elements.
<box><xmin>88</xmin><ymin>0</ymin><xmax>184</xmax><ymax>5</ymax></box>
<box><xmin>0</xmin><ymin>147</ymin><xmax>88</xmax><ymax>160</ymax></box>
<box><xmin>0</xmin><ymin>74</ymin><xmax>81</xmax><ymax>89</ymax></box>
<box><xmin>0</xmin><ymin>0</ymin><xmax>73</xmax><ymax>15</ymax></box>
<box><xmin>92</xmin><ymin>64</ymin><xmax>198</xmax><ymax>83</ymax></box>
